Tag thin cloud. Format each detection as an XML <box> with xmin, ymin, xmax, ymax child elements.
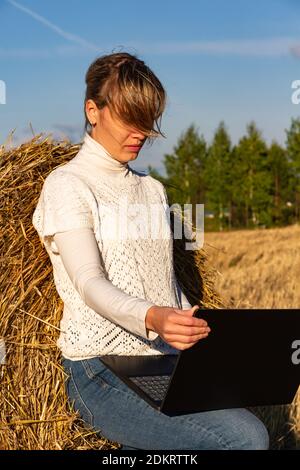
<box><xmin>134</xmin><ymin>37</ymin><xmax>300</xmax><ymax>57</ymax></box>
<box><xmin>1</xmin><ymin>36</ymin><xmax>300</xmax><ymax>60</ymax></box>
<box><xmin>0</xmin><ymin>45</ymin><xmax>100</xmax><ymax>58</ymax></box>
<box><xmin>52</xmin><ymin>123</ymin><xmax>84</xmax><ymax>143</ymax></box>
<box><xmin>0</xmin><ymin>47</ymin><xmax>53</xmax><ymax>58</ymax></box>
<box><xmin>6</xmin><ymin>0</ymin><xmax>99</xmax><ymax>51</ymax></box>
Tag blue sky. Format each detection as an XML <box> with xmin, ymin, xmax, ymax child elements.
<box><xmin>1</xmin><ymin>0</ymin><xmax>300</xmax><ymax>175</ymax></box>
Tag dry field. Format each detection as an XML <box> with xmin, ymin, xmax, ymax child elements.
<box><xmin>204</xmin><ymin>223</ymin><xmax>300</xmax><ymax>448</ymax></box>
<box><xmin>204</xmin><ymin>224</ymin><xmax>300</xmax><ymax>309</ymax></box>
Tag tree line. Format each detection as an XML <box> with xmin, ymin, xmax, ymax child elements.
<box><xmin>148</xmin><ymin>118</ymin><xmax>300</xmax><ymax>231</ymax></box>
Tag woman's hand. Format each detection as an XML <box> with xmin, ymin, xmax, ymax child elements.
<box><xmin>145</xmin><ymin>305</ymin><xmax>211</xmax><ymax>350</ymax></box>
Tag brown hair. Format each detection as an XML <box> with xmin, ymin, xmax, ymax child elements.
<box><xmin>84</xmin><ymin>52</ymin><xmax>167</xmax><ymax>143</ymax></box>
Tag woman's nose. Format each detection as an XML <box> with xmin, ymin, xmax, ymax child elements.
<box><xmin>131</xmin><ymin>131</ymin><xmax>147</xmax><ymax>142</ymax></box>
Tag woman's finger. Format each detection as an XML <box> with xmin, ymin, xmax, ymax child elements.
<box><xmin>168</xmin><ymin>335</ymin><xmax>209</xmax><ymax>350</ymax></box>
<box><xmin>164</xmin><ymin>325</ymin><xmax>210</xmax><ymax>336</ymax></box>
<box><xmin>170</xmin><ymin>313</ymin><xmax>208</xmax><ymax>328</ymax></box>
<box><xmin>165</xmin><ymin>331</ymin><xmax>209</xmax><ymax>345</ymax></box>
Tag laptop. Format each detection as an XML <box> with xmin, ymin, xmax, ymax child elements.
<box><xmin>99</xmin><ymin>308</ymin><xmax>300</xmax><ymax>416</ymax></box>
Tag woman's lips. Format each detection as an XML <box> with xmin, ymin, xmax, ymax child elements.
<box><xmin>125</xmin><ymin>145</ymin><xmax>142</xmax><ymax>151</ymax></box>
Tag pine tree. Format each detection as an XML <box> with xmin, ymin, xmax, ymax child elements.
<box><xmin>204</xmin><ymin>121</ymin><xmax>233</xmax><ymax>230</ymax></box>
<box><xmin>233</xmin><ymin>122</ymin><xmax>272</xmax><ymax>227</ymax></box>
<box><xmin>286</xmin><ymin>117</ymin><xmax>300</xmax><ymax>221</ymax></box>
<box><xmin>163</xmin><ymin>124</ymin><xmax>207</xmax><ymax>224</ymax></box>
<box><xmin>267</xmin><ymin>141</ymin><xmax>293</xmax><ymax>226</ymax></box>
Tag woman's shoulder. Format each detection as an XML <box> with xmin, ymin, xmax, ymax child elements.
<box><xmin>130</xmin><ymin>169</ymin><xmax>164</xmax><ymax>190</ymax></box>
<box><xmin>129</xmin><ymin>167</ymin><xmax>166</xmax><ymax>197</ymax></box>
<box><xmin>43</xmin><ymin>165</ymin><xmax>91</xmax><ymax>191</ymax></box>
<box><xmin>145</xmin><ymin>174</ymin><xmax>164</xmax><ymax>189</ymax></box>
<box><xmin>145</xmin><ymin>175</ymin><xmax>168</xmax><ymax>201</ymax></box>
<box><xmin>40</xmin><ymin>167</ymin><xmax>97</xmax><ymax>211</ymax></box>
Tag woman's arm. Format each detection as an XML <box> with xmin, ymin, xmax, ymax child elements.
<box><xmin>53</xmin><ymin>227</ymin><xmax>159</xmax><ymax>341</ymax></box>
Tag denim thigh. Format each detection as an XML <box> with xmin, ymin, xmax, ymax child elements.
<box><xmin>61</xmin><ymin>356</ymin><xmax>269</xmax><ymax>450</ymax></box>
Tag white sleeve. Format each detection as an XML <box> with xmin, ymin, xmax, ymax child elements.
<box><xmin>175</xmin><ymin>279</ymin><xmax>192</xmax><ymax>310</ymax></box>
<box><xmin>53</xmin><ymin>227</ymin><xmax>159</xmax><ymax>341</ymax></box>
<box><xmin>32</xmin><ymin>172</ymin><xmax>95</xmax><ymax>255</ymax></box>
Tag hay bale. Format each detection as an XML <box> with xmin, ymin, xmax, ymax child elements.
<box><xmin>0</xmin><ymin>132</ymin><xmax>223</xmax><ymax>450</ymax></box>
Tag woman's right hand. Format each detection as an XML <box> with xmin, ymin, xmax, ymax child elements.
<box><xmin>145</xmin><ymin>305</ymin><xmax>211</xmax><ymax>350</ymax></box>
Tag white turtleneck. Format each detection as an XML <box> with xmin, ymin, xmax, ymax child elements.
<box><xmin>32</xmin><ymin>131</ymin><xmax>192</xmax><ymax>360</ymax></box>
<box><xmin>82</xmin><ymin>131</ymin><xmax>131</xmax><ymax>174</ymax></box>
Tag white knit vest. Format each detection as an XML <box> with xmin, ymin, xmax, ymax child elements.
<box><xmin>32</xmin><ymin>132</ymin><xmax>181</xmax><ymax>359</ymax></box>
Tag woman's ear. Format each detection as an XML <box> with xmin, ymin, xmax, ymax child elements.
<box><xmin>85</xmin><ymin>99</ymin><xmax>98</xmax><ymax>126</ymax></box>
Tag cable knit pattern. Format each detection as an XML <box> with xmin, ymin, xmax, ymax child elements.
<box><xmin>32</xmin><ymin>132</ymin><xmax>182</xmax><ymax>359</ymax></box>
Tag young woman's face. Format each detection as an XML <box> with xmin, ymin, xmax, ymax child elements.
<box><xmin>86</xmin><ymin>101</ymin><xmax>148</xmax><ymax>164</ymax></box>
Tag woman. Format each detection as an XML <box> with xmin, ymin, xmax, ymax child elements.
<box><xmin>32</xmin><ymin>52</ymin><xmax>269</xmax><ymax>450</ymax></box>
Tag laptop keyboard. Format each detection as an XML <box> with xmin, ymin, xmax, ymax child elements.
<box><xmin>130</xmin><ymin>375</ymin><xmax>171</xmax><ymax>402</ymax></box>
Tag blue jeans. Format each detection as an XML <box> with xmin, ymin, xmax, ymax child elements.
<box><xmin>61</xmin><ymin>356</ymin><xmax>269</xmax><ymax>450</ymax></box>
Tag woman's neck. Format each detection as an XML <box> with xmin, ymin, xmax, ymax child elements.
<box><xmin>80</xmin><ymin>131</ymin><xmax>130</xmax><ymax>175</ymax></box>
